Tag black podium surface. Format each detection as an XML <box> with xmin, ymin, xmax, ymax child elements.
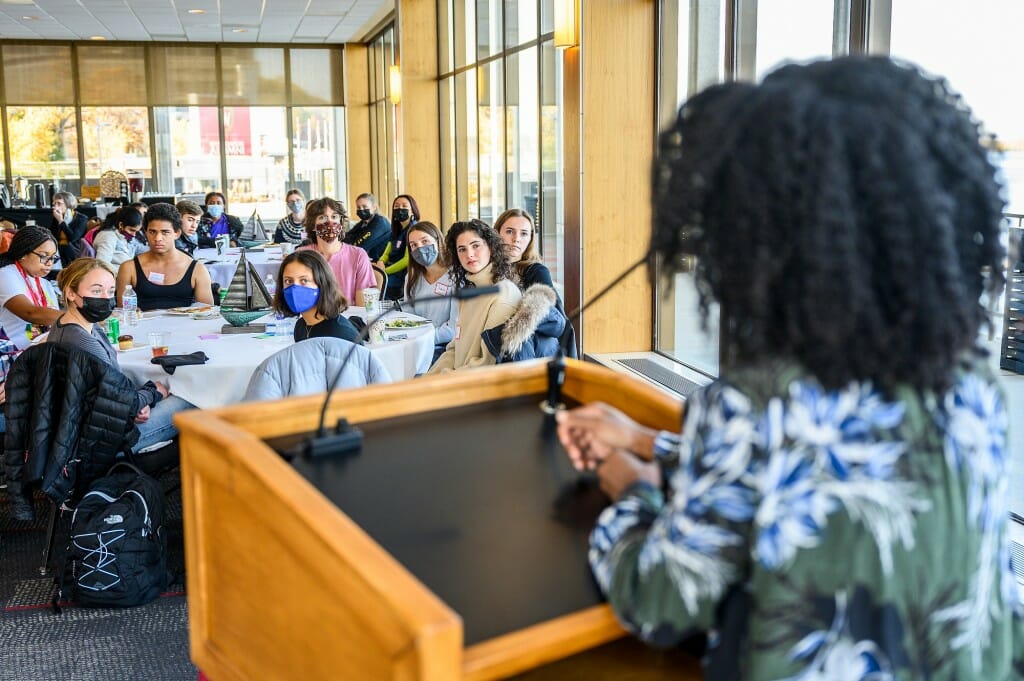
<box><xmin>280</xmin><ymin>396</ymin><xmax>609</xmax><ymax>646</ymax></box>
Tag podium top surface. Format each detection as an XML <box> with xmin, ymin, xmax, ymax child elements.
<box><xmin>282</xmin><ymin>395</ymin><xmax>610</xmax><ymax>646</ymax></box>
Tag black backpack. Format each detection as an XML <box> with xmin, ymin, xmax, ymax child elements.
<box><xmin>59</xmin><ymin>462</ymin><xmax>170</xmax><ymax>608</ymax></box>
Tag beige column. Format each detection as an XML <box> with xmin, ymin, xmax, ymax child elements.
<box><xmin>396</xmin><ymin>0</ymin><xmax>442</xmax><ymax>223</ymax></box>
<box><xmin>344</xmin><ymin>43</ymin><xmax>372</xmax><ymax>206</ymax></box>
<box><xmin>565</xmin><ymin>0</ymin><xmax>657</xmax><ymax>353</ymax></box>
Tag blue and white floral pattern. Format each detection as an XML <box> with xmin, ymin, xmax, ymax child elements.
<box><xmin>588</xmin><ymin>365</ymin><xmax>1022</xmax><ymax>679</ymax></box>
<box><xmin>933</xmin><ymin>373</ymin><xmax>1016</xmax><ymax>668</ymax></box>
<box><xmin>784</xmin><ymin>592</ymin><xmax>895</xmax><ymax>681</ymax></box>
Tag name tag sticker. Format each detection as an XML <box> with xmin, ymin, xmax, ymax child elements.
<box><xmin>434</xmin><ymin>281</ymin><xmax>450</xmax><ymax>296</ymax></box>
<box><xmin>148</xmin><ymin>272</ymin><xmax>165</xmax><ymax>284</ymax></box>
<box><xmin>455</xmin><ymin>324</ymin><xmax>461</xmax><ymax>340</ymax></box>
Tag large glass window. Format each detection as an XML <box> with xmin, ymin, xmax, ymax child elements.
<box><xmin>368</xmin><ymin>26</ymin><xmax>399</xmax><ymax>208</ymax></box>
<box><xmin>224</xmin><ymin>107</ymin><xmax>289</xmax><ymax>219</ymax></box>
<box><xmin>81</xmin><ymin>107</ymin><xmax>152</xmax><ymax>187</ymax></box>
<box><xmin>6</xmin><ymin>106</ymin><xmax>80</xmax><ymax>188</ymax></box>
<box><xmin>0</xmin><ymin>42</ymin><xmax>345</xmax><ymax>207</ymax></box>
<box><xmin>438</xmin><ymin>0</ymin><xmax>564</xmax><ymax>289</ymax></box>
<box><xmin>753</xmin><ymin>0</ymin><xmax>835</xmax><ymax>80</ymax></box>
<box><xmin>152</xmin><ymin>106</ymin><xmax>221</xmax><ymax>196</ymax></box>
<box><xmin>293</xmin><ymin>107</ymin><xmax>344</xmax><ymax>202</ymax></box>
<box><xmin>888</xmin><ymin>0</ymin><xmax>1024</xmax><ymax>214</ymax></box>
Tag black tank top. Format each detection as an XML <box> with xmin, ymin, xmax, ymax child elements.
<box><xmin>133</xmin><ymin>256</ymin><xmax>198</xmax><ymax>311</ymax></box>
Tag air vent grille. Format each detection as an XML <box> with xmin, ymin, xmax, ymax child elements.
<box><xmin>615</xmin><ymin>358</ymin><xmax>703</xmax><ymax>398</ymax></box>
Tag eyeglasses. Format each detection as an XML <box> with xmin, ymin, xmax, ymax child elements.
<box><xmin>33</xmin><ymin>251</ymin><xmax>60</xmax><ymax>266</ymax></box>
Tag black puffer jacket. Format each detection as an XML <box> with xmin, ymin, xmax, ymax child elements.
<box><xmin>3</xmin><ymin>343</ymin><xmax>139</xmax><ymax>505</ymax></box>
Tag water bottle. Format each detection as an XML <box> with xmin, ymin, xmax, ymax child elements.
<box><xmin>122</xmin><ymin>284</ymin><xmax>138</xmax><ymax>327</ymax></box>
<box><xmin>274</xmin><ymin>311</ymin><xmax>289</xmax><ymax>337</ymax></box>
<box><xmin>264</xmin><ymin>274</ymin><xmax>276</xmax><ymax>298</ymax></box>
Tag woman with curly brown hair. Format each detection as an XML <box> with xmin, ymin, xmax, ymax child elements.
<box><xmin>557</xmin><ymin>56</ymin><xmax>1022</xmax><ymax>679</ymax></box>
<box><xmin>427</xmin><ymin>219</ymin><xmax>521</xmax><ymax>373</ymax></box>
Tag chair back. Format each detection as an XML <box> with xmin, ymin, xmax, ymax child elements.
<box><xmin>76</xmin><ymin>238</ymin><xmax>96</xmax><ymax>259</ymax></box>
<box><xmin>371</xmin><ymin>265</ymin><xmax>388</xmax><ymax>295</ymax></box>
<box><xmin>243</xmin><ymin>337</ymin><xmax>391</xmax><ymax>402</ymax></box>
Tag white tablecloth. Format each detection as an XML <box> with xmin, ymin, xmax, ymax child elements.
<box><xmin>195</xmin><ymin>247</ymin><xmax>283</xmax><ymax>290</ymax></box>
<box><xmin>116</xmin><ymin>308</ymin><xmax>434</xmax><ymax>409</ymax></box>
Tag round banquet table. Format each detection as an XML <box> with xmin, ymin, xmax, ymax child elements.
<box><xmin>195</xmin><ymin>247</ymin><xmax>283</xmax><ymax>290</ymax></box>
<box><xmin>116</xmin><ymin>307</ymin><xmax>434</xmax><ymax>409</ymax></box>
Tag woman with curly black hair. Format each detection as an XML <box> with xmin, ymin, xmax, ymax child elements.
<box><xmin>557</xmin><ymin>57</ymin><xmax>1021</xmax><ymax>679</ymax></box>
<box><xmin>427</xmin><ymin>219</ymin><xmax>521</xmax><ymax>373</ymax></box>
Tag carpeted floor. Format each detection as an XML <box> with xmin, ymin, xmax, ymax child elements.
<box><xmin>0</xmin><ymin>472</ymin><xmax>195</xmax><ymax>681</ymax></box>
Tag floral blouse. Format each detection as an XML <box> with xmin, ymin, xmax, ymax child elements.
<box><xmin>591</xmin><ymin>361</ymin><xmax>1023</xmax><ymax>680</ymax></box>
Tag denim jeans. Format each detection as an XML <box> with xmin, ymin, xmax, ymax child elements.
<box><xmin>133</xmin><ymin>395</ymin><xmax>193</xmax><ymax>453</ymax></box>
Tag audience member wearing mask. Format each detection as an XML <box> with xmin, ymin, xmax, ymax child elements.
<box><xmin>404</xmin><ymin>221</ymin><xmax>458</xmax><ymax>362</ymax></box>
<box><xmin>299</xmin><ymin>197</ymin><xmax>375</xmax><ymax>309</ymax></box>
<box><xmin>198</xmin><ymin>191</ymin><xmax>243</xmax><ymax>248</ymax></box>
<box><xmin>93</xmin><ymin>207</ymin><xmax>145</xmax><ymax>268</ymax></box>
<box><xmin>375</xmin><ymin>194</ymin><xmax>419</xmax><ymax>301</ymax></box>
<box><xmin>48</xmin><ymin>191</ymin><xmax>88</xmax><ymax>268</ymax></box>
<box><xmin>48</xmin><ymin>257</ymin><xmax>193</xmax><ymax>452</ymax></box>
<box><xmin>272</xmin><ymin>250</ymin><xmax>359</xmax><ymax>343</ymax></box>
<box><xmin>0</xmin><ymin>226</ymin><xmax>62</xmax><ymax>350</ymax></box>
<box><xmin>427</xmin><ymin>220</ymin><xmax>521</xmax><ymax>374</ymax></box>
<box><xmin>274</xmin><ymin>189</ymin><xmax>308</xmax><ymax>245</ymax></box>
<box><xmin>174</xmin><ymin>199</ymin><xmax>204</xmax><ymax>257</ymax></box>
<box><xmin>344</xmin><ymin>192</ymin><xmax>391</xmax><ymax>261</ymax></box>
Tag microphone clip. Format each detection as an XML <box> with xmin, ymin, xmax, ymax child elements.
<box><xmin>298</xmin><ymin>418</ymin><xmax>364</xmax><ymax>458</ymax></box>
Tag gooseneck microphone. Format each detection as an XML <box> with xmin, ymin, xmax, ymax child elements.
<box><xmin>297</xmin><ymin>284</ymin><xmax>501</xmax><ymax>459</ymax></box>
<box><xmin>539</xmin><ymin>252</ymin><xmax>652</xmax><ymax>417</ymax></box>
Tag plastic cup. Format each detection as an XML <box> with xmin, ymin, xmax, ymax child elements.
<box><xmin>362</xmin><ymin>287</ymin><xmax>380</xmax><ymax>314</ymax></box>
<box><xmin>280</xmin><ymin>242</ymin><xmax>294</xmax><ymax>256</ymax></box>
<box><xmin>148</xmin><ymin>332</ymin><xmax>169</xmax><ymax>357</ymax></box>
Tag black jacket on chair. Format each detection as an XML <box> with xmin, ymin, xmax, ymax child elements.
<box><xmin>3</xmin><ymin>343</ymin><xmax>139</xmax><ymax>506</ymax></box>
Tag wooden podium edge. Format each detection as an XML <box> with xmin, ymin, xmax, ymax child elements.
<box><xmin>462</xmin><ymin>605</ymin><xmax>625</xmax><ymax>681</ymax></box>
<box><xmin>176</xmin><ymin>412</ymin><xmax>464</xmax><ymax>681</ymax></box>
<box><xmin>176</xmin><ymin>359</ymin><xmax>684</xmax><ymax>679</ymax></box>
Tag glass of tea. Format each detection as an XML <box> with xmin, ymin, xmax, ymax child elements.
<box><xmin>148</xmin><ymin>332</ymin><xmax>169</xmax><ymax>357</ymax></box>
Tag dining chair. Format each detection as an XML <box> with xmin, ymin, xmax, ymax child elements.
<box><xmin>371</xmin><ymin>265</ymin><xmax>388</xmax><ymax>295</ymax></box>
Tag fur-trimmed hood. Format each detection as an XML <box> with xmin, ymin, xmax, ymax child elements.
<box><xmin>481</xmin><ymin>284</ymin><xmax>570</xmax><ymax>362</ymax></box>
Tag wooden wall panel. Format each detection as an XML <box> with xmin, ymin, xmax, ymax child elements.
<box><xmin>398</xmin><ymin>0</ymin><xmax>442</xmax><ymax>223</ymax></box>
<box><xmin>344</xmin><ymin>44</ymin><xmax>372</xmax><ymax>204</ymax></box>
<box><xmin>576</xmin><ymin>0</ymin><xmax>657</xmax><ymax>353</ymax></box>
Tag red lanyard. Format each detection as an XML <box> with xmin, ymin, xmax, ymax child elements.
<box><xmin>15</xmin><ymin>262</ymin><xmax>48</xmax><ymax>308</ymax></box>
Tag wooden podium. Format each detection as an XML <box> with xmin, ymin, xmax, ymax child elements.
<box><xmin>175</xmin><ymin>359</ymin><xmax>699</xmax><ymax>680</ymax></box>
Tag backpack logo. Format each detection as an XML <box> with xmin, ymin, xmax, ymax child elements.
<box><xmin>103</xmin><ymin>514</ymin><xmax>124</xmax><ymax>524</ymax></box>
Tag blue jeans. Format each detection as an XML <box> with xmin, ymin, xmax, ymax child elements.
<box><xmin>133</xmin><ymin>395</ymin><xmax>193</xmax><ymax>453</ymax></box>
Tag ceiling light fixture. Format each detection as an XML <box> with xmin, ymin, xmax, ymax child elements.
<box><xmin>187</xmin><ymin>9</ymin><xmax>206</xmax><ymax>14</ymax></box>
<box><xmin>89</xmin><ymin>35</ymin><xmax>107</xmax><ymax>40</ymax></box>
<box><xmin>232</xmin><ymin>28</ymin><xmax>247</xmax><ymax>33</ymax></box>
<box><xmin>22</xmin><ymin>15</ymin><xmax>38</xmax><ymax>20</ymax></box>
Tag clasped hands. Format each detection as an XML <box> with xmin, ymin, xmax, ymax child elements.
<box><xmin>134</xmin><ymin>381</ymin><xmax>170</xmax><ymax>424</ymax></box>
<box><xmin>555</xmin><ymin>402</ymin><xmax>663</xmax><ymax>501</ymax></box>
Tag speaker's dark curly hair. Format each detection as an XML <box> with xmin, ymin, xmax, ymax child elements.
<box><xmin>651</xmin><ymin>56</ymin><xmax>1006</xmax><ymax>394</ymax></box>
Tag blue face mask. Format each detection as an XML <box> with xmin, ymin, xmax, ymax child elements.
<box><xmin>207</xmin><ymin>204</ymin><xmax>224</xmax><ymax>219</ymax></box>
<box><xmin>283</xmin><ymin>284</ymin><xmax>320</xmax><ymax>314</ymax></box>
<box><xmin>289</xmin><ymin>201</ymin><xmax>304</xmax><ymax>214</ymax></box>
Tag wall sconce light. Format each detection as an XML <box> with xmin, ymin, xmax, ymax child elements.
<box><xmin>553</xmin><ymin>0</ymin><xmax>577</xmax><ymax>49</ymax></box>
<box><xmin>389</xmin><ymin>65</ymin><xmax>402</xmax><ymax>105</ymax></box>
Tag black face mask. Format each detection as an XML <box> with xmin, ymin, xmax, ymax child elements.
<box><xmin>392</xmin><ymin>208</ymin><xmax>410</xmax><ymax>223</ymax></box>
<box><xmin>78</xmin><ymin>296</ymin><xmax>115</xmax><ymax>324</ymax></box>
<box><xmin>356</xmin><ymin>208</ymin><xmax>373</xmax><ymax>221</ymax></box>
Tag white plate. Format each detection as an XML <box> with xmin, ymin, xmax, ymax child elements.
<box><xmin>165</xmin><ymin>305</ymin><xmax>217</xmax><ymax>316</ymax></box>
<box><xmin>116</xmin><ymin>343</ymin><xmax>149</xmax><ymax>353</ymax></box>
